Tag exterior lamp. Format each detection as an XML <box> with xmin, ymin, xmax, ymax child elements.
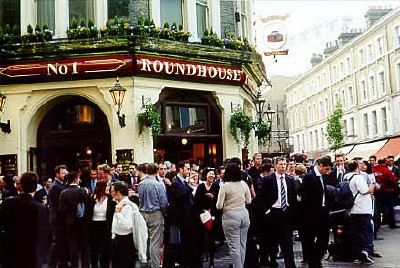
<box><xmin>252</xmin><ymin>91</ymin><xmax>275</xmax><ymax>144</ymax></box>
<box><xmin>0</xmin><ymin>93</ymin><xmax>11</xmax><ymax>134</ymax></box>
<box><xmin>254</xmin><ymin>92</ymin><xmax>266</xmax><ymax>123</ymax></box>
<box><xmin>265</xmin><ymin>103</ymin><xmax>276</xmax><ymax>124</ymax></box>
<box><xmin>109</xmin><ymin>77</ymin><xmax>126</xmax><ymax>128</ymax></box>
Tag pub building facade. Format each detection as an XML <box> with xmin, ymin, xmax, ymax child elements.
<box><xmin>0</xmin><ymin>0</ymin><xmax>267</xmax><ymax>178</ymax></box>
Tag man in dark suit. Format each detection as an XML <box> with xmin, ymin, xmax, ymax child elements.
<box><xmin>326</xmin><ymin>153</ymin><xmax>347</xmax><ymax>186</ymax></box>
<box><xmin>112</xmin><ymin>163</ymin><xmax>125</xmax><ymax>182</ymax></box>
<box><xmin>47</xmin><ymin>164</ymin><xmax>69</xmax><ymax>268</ymax></box>
<box><xmin>34</xmin><ymin>177</ymin><xmax>52</xmax><ymax>207</ymax></box>
<box><xmin>59</xmin><ymin>171</ymin><xmax>90</xmax><ymax>268</ymax></box>
<box><xmin>0</xmin><ymin>172</ymin><xmax>50</xmax><ymax>268</ymax></box>
<box><xmin>84</xmin><ymin>169</ymin><xmax>97</xmax><ymax>194</ymax></box>
<box><xmin>300</xmin><ymin>157</ymin><xmax>333</xmax><ymax>268</ymax></box>
<box><xmin>168</xmin><ymin>161</ymin><xmax>201</xmax><ymax>268</ymax></box>
<box><xmin>126</xmin><ymin>162</ymin><xmax>138</xmax><ymax>190</ymax></box>
<box><xmin>256</xmin><ymin>158</ymin><xmax>297</xmax><ymax>268</ymax></box>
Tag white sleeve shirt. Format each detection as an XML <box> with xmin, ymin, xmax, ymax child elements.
<box><xmin>112</xmin><ymin>196</ymin><xmax>133</xmax><ymax>236</ymax></box>
<box><xmin>350</xmin><ymin>173</ymin><xmax>373</xmax><ymax>215</ymax></box>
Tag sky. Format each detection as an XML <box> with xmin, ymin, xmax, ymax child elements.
<box><xmin>253</xmin><ymin>0</ymin><xmax>400</xmax><ymax>76</ymax></box>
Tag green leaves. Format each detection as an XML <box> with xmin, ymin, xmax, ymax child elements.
<box><xmin>326</xmin><ymin>101</ymin><xmax>344</xmax><ymax>153</ymax></box>
<box><xmin>229</xmin><ymin>107</ymin><xmax>252</xmax><ymax>147</ymax></box>
<box><xmin>138</xmin><ymin>103</ymin><xmax>161</xmax><ymax>137</ymax></box>
<box><xmin>255</xmin><ymin>121</ymin><xmax>270</xmax><ymax>141</ymax></box>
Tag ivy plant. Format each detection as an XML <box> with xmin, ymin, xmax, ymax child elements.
<box><xmin>255</xmin><ymin>121</ymin><xmax>271</xmax><ymax>141</ymax></box>
<box><xmin>229</xmin><ymin>107</ymin><xmax>252</xmax><ymax>147</ymax></box>
<box><xmin>138</xmin><ymin>103</ymin><xmax>161</xmax><ymax>137</ymax></box>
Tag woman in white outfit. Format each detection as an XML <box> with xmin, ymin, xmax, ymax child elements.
<box><xmin>216</xmin><ymin>163</ymin><xmax>251</xmax><ymax>268</ymax></box>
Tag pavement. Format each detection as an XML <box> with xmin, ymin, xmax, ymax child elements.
<box><xmin>205</xmin><ymin>224</ymin><xmax>400</xmax><ymax>268</ymax></box>
<box><xmin>41</xmin><ymin>224</ymin><xmax>400</xmax><ymax>268</ymax></box>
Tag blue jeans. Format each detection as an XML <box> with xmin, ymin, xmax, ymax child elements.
<box><xmin>364</xmin><ymin>217</ymin><xmax>374</xmax><ymax>255</ymax></box>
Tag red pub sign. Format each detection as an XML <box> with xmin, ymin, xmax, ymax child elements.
<box><xmin>0</xmin><ymin>54</ymin><xmax>248</xmax><ymax>87</ymax></box>
<box><xmin>135</xmin><ymin>55</ymin><xmax>246</xmax><ymax>85</ymax></box>
<box><xmin>0</xmin><ymin>55</ymin><xmax>133</xmax><ymax>83</ymax></box>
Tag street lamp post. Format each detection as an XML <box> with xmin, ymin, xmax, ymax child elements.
<box><xmin>109</xmin><ymin>78</ymin><xmax>126</xmax><ymax>128</ymax></box>
<box><xmin>0</xmin><ymin>93</ymin><xmax>11</xmax><ymax>134</ymax></box>
<box><xmin>253</xmin><ymin>91</ymin><xmax>275</xmax><ymax>141</ymax></box>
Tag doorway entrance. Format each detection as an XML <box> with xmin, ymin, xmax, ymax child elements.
<box><xmin>155</xmin><ymin>89</ymin><xmax>222</xmax><ymax>167</ymax></box>
<box><xmin>36</xmin><ymin>96</ymin><xmax>111</xmax><ymax>179</ymax></box>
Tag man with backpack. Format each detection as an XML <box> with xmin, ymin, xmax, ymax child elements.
<box><xmin>345</xmin><ymin>161</ymin><xmax>375</xmax><ymax>265</ymax></box>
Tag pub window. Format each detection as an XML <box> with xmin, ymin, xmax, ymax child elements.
<box><xmin>161</xmin><ymin>0</ymin><xmax>183</xmax><ymax>26</ymax></box>
<box><xmin>165</xmin><ymin>105</ymin><xmax>207</xmax><ymax>134</ymax></box>
<box><xmin>69</xmin><ymin>0</ymin><xmax>94</xmax><ymax>25</ymax></box>
<box><xmin>196</xmin><ymin>0</ymin><xmax>209</xmax><ymax>38</ymax></box>
<box><xmin>37</xmin><ymin>0</ymin><xmax>55</xmax><ymax>31</ymax></box>
<box><xmin>108</xmin><ymin>0</ymin><xmax>130</xmax><ymax>19</ymax></box>
<box><xmin>0</xmin><ymin>0</ymin><xmax>20</xmax><ymax>29</ymax></box>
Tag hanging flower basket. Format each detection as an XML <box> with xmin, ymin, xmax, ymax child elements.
<box><xmin>229</xmin><ymin>107</ymin><xmax>252</xmax><ymax>147</ymax></box>
<box><xmin>255</xmin><ymin>121</ymin><xmax>271</xmax><ymax>141</ymax></box>
<box><xmin>138</xmin><ymin>103</ymin><xmax>161</xmax><ymax>137</ymax></box>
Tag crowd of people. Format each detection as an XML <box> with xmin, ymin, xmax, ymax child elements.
<box><xmin>0</xmin><ymin>152</ymin><xmax>398</xmax><ymax>268</ymax></box>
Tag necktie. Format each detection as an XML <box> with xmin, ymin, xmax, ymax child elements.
<box><xmin>338</xmin><ymin>171</ymin><xmax>343</xmax><ymax>183</ymax></box>
<box><xmin>280</xmin><ymin>176</ymin><xmax>287</xmax><ymax>211</ymax></box>
<box><xmin>91</xmin><ymin>180</ymin><xmax>95</xmax><ymax>192</ymax></box>
<box><xmin>320</xmin><ymin>176</ymin><xmax>326</xmax><ymax>207</ymax></box>
<box><xmin>131</xmin><ymin>175</ymin><xmax>135</xmax><ymax>188</ymax></box>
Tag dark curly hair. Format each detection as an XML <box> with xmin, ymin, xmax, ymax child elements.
<box><xmin>224</xmin><ymin>163</ymin><xmax>242</xmax><ymax>182</ymax></box>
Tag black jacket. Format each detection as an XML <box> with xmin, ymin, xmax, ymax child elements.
<box><xmin>0</xmin><ymin>193</ymin><xmax>50</xmax><ymax>268</ymax></box>
<box><xmin>85</xmin><ymin>194</ymin><xmax>116</xmax><ymax>229</ymax></box>
<box><xmin>59</xmin><ymin>185</ymin><xmax>88</xmax><ymax>225</ymax></box>
<box><xmin>256</xmin><ymin>173</ymin><xmax>297</xmax><ymax>217</ymax></box>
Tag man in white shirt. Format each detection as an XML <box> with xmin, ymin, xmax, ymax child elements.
<box><xmin>347</xmin><ymin>160</ymin><xmax>375</xmax><ymax>265</ymax></box>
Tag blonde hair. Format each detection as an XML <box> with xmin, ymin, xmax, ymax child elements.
<box><xmin>295</xmin><ymin>164</ymin><xmax>307</xmax><ymax>175</ymax></box>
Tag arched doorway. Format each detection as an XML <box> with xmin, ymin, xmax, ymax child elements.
<box><xmin>155</xmin><ymin>88</ymin><xmax>223</xmax><ymax>167</ymax></box>
<box><xmin>37</xmin><ymin>96</ymin><xmax>111</xmax><ymax>178</ymax></box>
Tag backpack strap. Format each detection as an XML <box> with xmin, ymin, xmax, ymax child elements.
<box><xmin>347</xmin><ymin>174</ymin><xmax>356</xmax><ymax>182</ymax></box>
<box><xmin>347</xmin><ymin>174</ymin><xmax>360</xmax><ymax>200</ymax></box>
